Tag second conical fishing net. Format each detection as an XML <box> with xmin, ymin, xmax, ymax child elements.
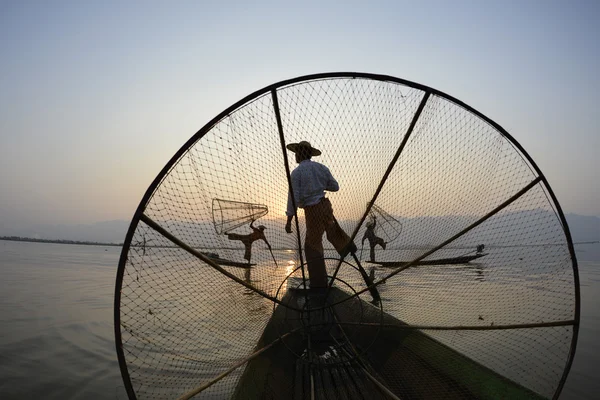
<box><xmin>367</xmin><ymin>203</ymin><xmax>403</xmax><ymax>243</ymax></box>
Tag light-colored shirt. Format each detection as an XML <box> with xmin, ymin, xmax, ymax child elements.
<box><xmin>286</xmin><ymin>159</ymin><xmax>339</xmax><ymax>216</ymax></box>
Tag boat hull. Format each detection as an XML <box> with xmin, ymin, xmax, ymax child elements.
<box><xmin>210</xmin><ymin>257</ymin><xmax>255</xmax><ymax>268</ymax></box>
<box><xmin>369</xmin><ymin>253</ymin><xmax>487</xmax><ymax>268</ymax></box>
<box><xmin>232</xmin><ymin>285</ymin><xmax>545</xmax><ymax>400</ymax></box>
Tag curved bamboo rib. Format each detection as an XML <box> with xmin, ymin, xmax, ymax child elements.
<box><xmin>334</xmin><ymin>320</ymin><xmax>576</xmax><ymax>331</ymax></box>
<box><xmin>375</xmin><ymin>176</ymin><xmax>544</xmax><ymax>287</ymax></box>
<box><xmin>327</xmin><ymin>90</ymin><xmax>432</xmax><ymax>296</ymax></box>
<box><xmin>139</xmin><ymin>214</ymin><xmax>302</xmax><ymax>312</ymax></box>
<box><xmin>318</xmin><ymin>176</ymin><xmax>543</xmax><ymax>311</ymax></box>
<box><xmin>272</xmin><ymin>89</ymin><xmax>309</xmax><ymax>292</ymax></box>
<box><xmin>176</xmin><ymin>329</ymin><xmax>301</xmax><ymax>400</ymax></box>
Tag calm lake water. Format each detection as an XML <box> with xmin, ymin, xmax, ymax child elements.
<box><xmin>0</xmin><ymin>239</ymin><xmax>598</xmax><ymax>399</ymax></box>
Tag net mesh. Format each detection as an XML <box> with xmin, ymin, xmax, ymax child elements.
<box><xmin>116</xmin><ymin>74</ymin><xmax>578</xmax><ymax>400</ymax></box>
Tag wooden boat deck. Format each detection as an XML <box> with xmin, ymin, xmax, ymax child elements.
<box><xmin>232</xmin><ymin>286</ymin><xmax>546</xmax><ymax>400</ymax></box>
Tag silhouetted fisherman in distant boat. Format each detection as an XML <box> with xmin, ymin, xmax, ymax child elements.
<box><xmin>476</xmin><ymin>244</ymin><xmax>485</xmax><ymax>254</ymax></box>
<box><xmin>362</xmin><ymin>216</ymin><xmax>387</xmax><ymax>263</ymax></box>
<box><xmin>227</xmin><ymin>221</ymin><xmax>272</xmax><ymax>264</ymax></box>
<box><xmin>284</xmin><ymin>141</ymin><xmax>357</xmax><ymax>289</ymax></box>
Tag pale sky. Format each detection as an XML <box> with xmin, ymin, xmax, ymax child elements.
<box><xmin>1</xmin><ymin>0</ymin><xmax>598</xmax><ymax>227</ymax></box>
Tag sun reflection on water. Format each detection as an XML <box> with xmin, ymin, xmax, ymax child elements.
<box><xmin>278</xmin><ymin>259</ymin><xmax>297</xmax><ymax>295</ymax></box>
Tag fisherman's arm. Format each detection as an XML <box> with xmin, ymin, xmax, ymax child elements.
<box><xmin>285</xmin><ymin>190</ymin><xmax>295</xmax><ymax>233</ymax></box>
<box><xmin>323</xmin><ymin>166</ymin><xmax>339</xmax><ymax>192</ymax></box>
<box><xmin>285</xmin><ymin>171</ymin><xmax>300</xmax><ymax>233</ymax></box>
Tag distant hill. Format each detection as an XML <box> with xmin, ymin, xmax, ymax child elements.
<box><xmin>0</xmin><ymin>220</ymin><xmax>130</xmax><ymax>244</ymax></box>
<box><xmin>0</xmin><ymin>213</ymin><xmax>597</xmax><ymax>259</ymax></box>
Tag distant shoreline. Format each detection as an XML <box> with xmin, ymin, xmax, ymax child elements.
<box><xmin>0</xmin><ymin>236</ymin><xmax>123</xmax><ymax>247</ymax></box>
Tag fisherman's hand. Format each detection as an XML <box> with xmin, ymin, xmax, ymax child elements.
<box><xmin>285</xmin><ymin>223</ymin><xmax>292</xmax><ymax>233</ymax></box>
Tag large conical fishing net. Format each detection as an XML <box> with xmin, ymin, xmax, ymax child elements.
<box><xmin>212</xmin><ymin>199</ymin><xmax>269</xmax><ymax>235</ymax></box>
<box><xmin>115</xmin><ymin>73</ymin><xmax>579</xmax><ymax>400</ymax></box>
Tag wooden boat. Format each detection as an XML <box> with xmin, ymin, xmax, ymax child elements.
<box><xmin>232</xmin><ymin>285</ymin><xmax>544</xmax><ymax>400</ymax></box>
<box><xmin>369</xmin><ymin>253</ymin><xmax>487</xmax><ymax>268</ymax></box>
<box><xmin>210</xmin><ymin>257</ymin><xmax>255</xmax><ymax>268</ymax></box>
<box><xmin>201</xmin><ymin>252</ymin><xmax>255</xmax><ymax>268</ymax></box>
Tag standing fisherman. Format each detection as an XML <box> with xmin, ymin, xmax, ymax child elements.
<box><xmin>284</xmin><ymin>141</ymin><xmax>356</xmax><ymax>288</ymax></box>
<box><xmin>227</xmin><ymin>221</ymin><xmax>272</xmax><ymax>264</ymax></box>
<box><xmin>362</xmin><ymin>215</ymin><xmax>387</xmax><ymax>263</ymax></box>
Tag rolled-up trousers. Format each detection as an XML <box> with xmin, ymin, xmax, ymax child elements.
<box><xmin>303</xmin><ymin>198</ymin><xmax>355</xmax><ymax>288</ymax></box>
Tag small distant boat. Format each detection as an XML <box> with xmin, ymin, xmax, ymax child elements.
<box><xmin>369</xmin><ymin>253</ymin><xmax>487</xmax><ymax>268</ymax></box>
<box><xmin>201</xmin><ymin>252</ymin><xmax>255</xmax><ymax>268</ymax></box>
